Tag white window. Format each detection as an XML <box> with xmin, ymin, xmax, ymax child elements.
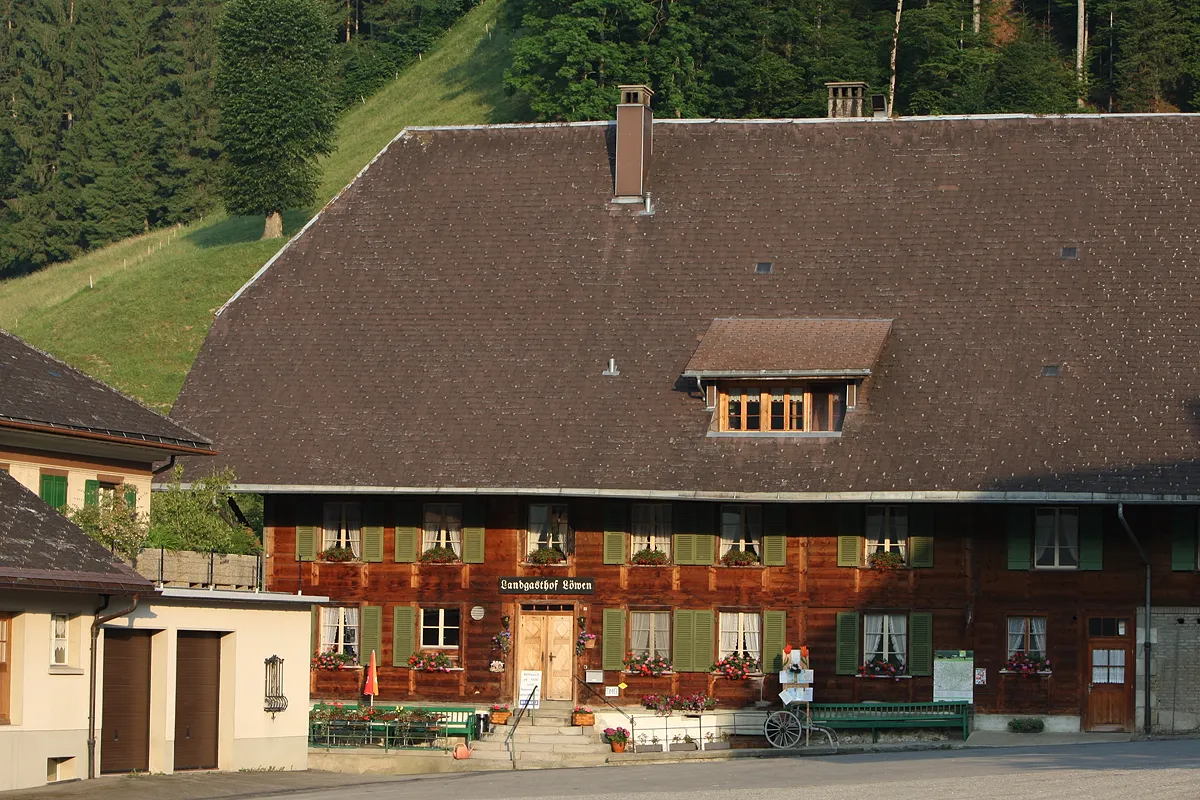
<box><xmin>422</xmin><ymin>503</ymin><xmax>463</xmax><ymax>557</ymax></box>
<box><xmin>630</xmin><ymin>611</ymin><xmax>670</xmax><ymax>659</ymax></box>
<box><xmin>1034</xmin><ymin>507</ymin><xmax>1079</xmax><ymax>568</ymax></box>
<box><xmin>719</xmin><ymin>505</ymin><xmax>761</xmax><ymax>558</ymax></box>
<box><xmin>421</xmin><ymin>608</ymin><xmax>461</xmax><ymax>649</ymax></box>
<box><xmin>865</xmin><ymin>506</ymin><xmax>908</xmax><ymax>561</ymax></box>
<box><xmin>864</xmin><ymin>613</ymin><xmax>907</xmax><ymax>668</ymax></box>
<box><xmin>320</xmin><ymin>607</ymin><xmax>360</xmax><ymax>662</ymax></box>
<box><xmin>322</xmin><ymin>503</ymin><xmax>362</xmax><ymax>558</ymax></box>
<box><xmin>1007</xmin><ymin>616</ymin><xmax>1047</xmax><ymax>659</ymax></box>
<box><xmin>527</xmin><ymin>504</ymin><xmax>569</xmax><ymax>554</ymax></box>
<box><xmin>51</xmin><ymin>614</ymin><xmax>69</xmax><ymax>666</ymax></box>
<box><xmin>718</xmin><ymin>612</ymin><xmax>762</xmax><ymax>661</ymax></box>
<box><xmin>632</xmin><ymin>504</ymin><xmax>672</xmax><ymax>558</ymax></box>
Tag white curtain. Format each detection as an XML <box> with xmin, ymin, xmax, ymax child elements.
<box><xmin>630</xmin><ymin>612</ymin><xmax>651</xmax><ymax>656</ymax></box>
<box><xmin>1034</xmin><ymin>510</ymin><xmax>1056</xmax><ymax>566</ymax></box>
<box><xmin>719</xmin><ymin>612</ymin><xmax>740</xmax><ymax>657</ymax></box>
<box><xmin>528</xmin><ymin>504</ymin><xmax>548</xmax><ymax>552</ymax></box>
<box><xmin>1061</xmin><ymin>511</ymin><xmax>1079</xmax><ymax>565</ymax></box>
<box><xmin>719</xmin><ymin>508</ymin><xmax>741</xmax><ymax>556</ymax></box>
<box><xmin>743</xmin><ymin>614</ymin><xmax>762</xmax><ymax>660</ymax></box>
<box><xmin>1029</xmin><ymin>617</ymin><xmax>1047</xmax><ymax>657</ymax></box>
<box><xmin>321</xmin><ymin>607</ymin><xmax>339</xmax><ymax>652</ymax></box>
<box><xmin>864</xmin><ymin>614</ymin><xmax>885</xmax><ymax>662</ymax></box>
<box><xmin>423</xmin><ymin>505</ymin><xmax>463</xmax><ymax>556</ymax></box>
<box><xmin>1007</xmin><ymin>617</ymin><xmax>1026</xmax><ymax>656</ymax></box>
<box><xmin>887</xmin><ymin>614</ymin><xmax>907</xmax><ymax>667</ymax></box>
<box><xmin>344</xmin><ymin>504</ymin><xmax>362</xmax><ymax>558</ymax></box>
<box><xmin>745</xmin><ymin>506</ymin><xmax>762</xmax><ymax>556</ymax></box>
<box><xmin>1108</xmin><ymin>648</ymin><xmax>1125</xmax><ymax>683</ymax></box>
<box><xmin>1092</xmin><ymin>648</ymin><xmax>1109</xmax><ymax>683</ymax></box>
<box><xmin>323</xmin><ymin>503</ymin><xmax>340</xmax><ymax>550</ymax></box>
<box><xmin>632</xmin><ymin>505</ymin><xmax>652</xmax><ymax>551</ymax></box>
<box><xmin>342</xmin><ymin>607</ymin><xmax>360</xmax><ymax>659</ymax></box>
<box><xmin>651</xmin><ymin>612</ymin><xmax>670</xmax><ymax>658</ymax></box>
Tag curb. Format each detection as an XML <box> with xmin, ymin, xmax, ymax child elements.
<box><xmin>606</xmin><ymin>741</ymin><xmax>961</xmax><ymax>765</ymax></box>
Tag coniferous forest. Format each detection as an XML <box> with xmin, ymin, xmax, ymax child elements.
<box><xmin>2</xmin><ymin>0</ymin><xmax>1198</xmax><ymax>278</ymax></box>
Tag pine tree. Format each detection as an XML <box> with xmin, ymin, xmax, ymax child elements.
<box><xmin>215</xmin><ymin>0</ymin><xmax>336</xmax><ymax>239</ymax></box>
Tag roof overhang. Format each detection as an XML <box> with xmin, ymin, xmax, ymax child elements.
<box><xmin>0</xmin><ymin>566</ymin><xmax>155</xmax><ymax>594</ymax></box>
<box><xmin>683</xmin><ymin>369</ymin><xmax>873</xmax><ymax>379</ymax></box>
<box><xmin>682</xmin><ymin>318</ymin><xmax>893</xmax><ymax>380</ymax></box>
<box><xmin>0</xmin><ymin>419</ymin><xmax>217</xmax><ymax>461</ymax></box>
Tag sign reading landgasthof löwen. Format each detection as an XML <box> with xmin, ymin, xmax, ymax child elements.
<box><xmin>498</xmin><ymin>576</ymin><xmax>595</xmax><ymax>594</ymax></box>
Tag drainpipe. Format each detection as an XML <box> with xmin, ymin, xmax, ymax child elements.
<box><xmin>151</xmin><ymin>455</ymin><xmax>177</xmax><ymax>476</ymax></box>
<box><xmin>1116</xmin><ymin>503</ymin><xmax>1152</xmax><ymax>735</ymax></box>
<box><xmin>88</xmin><ymin>594</ymin><xmax>140</xmax><ymax>779</ymax></box>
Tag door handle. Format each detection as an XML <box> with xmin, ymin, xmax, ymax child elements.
<box><xmin>186</xmin><ymin>727</ymin><xmax>191</xmax><ymax>739</ymax></box>
<box><xmin>113</xmin><ymin>729</ymin><xmax>119</xmax><ymax>741</ymax></box>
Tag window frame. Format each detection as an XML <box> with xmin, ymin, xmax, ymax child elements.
<box><xmin>420</xmin><ymin>607</ymin><xmax>461</xmax><ymax>650</ymax></box>
<box><xmin>631</xmin><ymin>503</ymin><xmax>672</xmax><ymax>559</ymax></box>
<box><xmin>716</xmin><ymin>383</ymin><xmax>848</xmax><ymax>433</ymax></box>
<box><xmin>629</xmin><ymin>610</ymin><xmax>671</xmax><ymax>660</ymax></box>
<box><xmin>718</xmin><ymin>611</ymin><xmax>763</xmax><ymax>662</ymax></box>
<box><xmin>50</xmin><ymin>613</ymin><xmax>70</xmax><ymax>667</ymax></box>
<box><xmin>422</xmin><ymin>503</ymin><xmax>463</xmax><ymax>558</ymax></box>
<box><xmin>1033</xmin><ymin>507</ymin><xmax>1080</xmax><ymax>570</ymax></box>
<box><xmin>865</xmin><ymin>506</ymin><xmax>908</xmax><ymax>562</ymax></box>
<box><xmin>320</xmin><ymin>606</ymin><xmax>360</xmax><ymax>663</ymax></box>
<box><xmin>527</xmin><ymin>503</ymin><xmax>570</xmax><ymax>556</ymax></box>
<box><xmin>720</xmin><ymin>504</ymin><xmax>762</xmax><ymax>561</ymax></box>
<box><xmin>1006</xmin><ymin>615</ymin><xmax>1047</xmax><ymax>660</ymax></box>
<box><xmin>863</xmin><ymin>612</ymin><xmax>908</xmax><ymax>668</ymax></box>
<box><xmin>0</xmin><ymin>612</ymin><xmax>10</xmax><ymax>724</ymax></box>
<box><xmin>322</xmin><ymin>502</ymin><xmax>363</xmax><ymax>559</ymax></box>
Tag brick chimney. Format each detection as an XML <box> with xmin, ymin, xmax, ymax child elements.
<box><xmin>614</xmin><ymin>84</ymin><xmax>653</xmax><ymax>199</ymax></box>
<box><xmin>825</xmin><ymin>82</ymin><xmax>869</xmax><ymax>118</ymax></box>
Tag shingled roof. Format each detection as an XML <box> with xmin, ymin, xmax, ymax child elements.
<box><xmin>0</xmin><ymin>471</ymin><xmax>153</xmax><ymax>593</ymax></box>
<box><xmin>0</xmin><ymin>329</ymin><xmax>214</xmax><ymax>454</ymax></box>
<box><xmin>683</xmin><ymin>318</ymin><xmax>893</xmax><ymax>378</ymax></box>
<box><xmin>172</xmin><ymin>114</ymin><xmax>1200</xmax><ymax>499</ymax></box>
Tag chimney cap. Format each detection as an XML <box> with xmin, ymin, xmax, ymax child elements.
<box><xmin>618</xmin><ymin>84</ymin><xmax>653</xmax><ymax>107</ymax></box>
<box><xmin>824</xmin><ymin>81</ymin><xmax>870</xmax><ymax>89</ymax></box>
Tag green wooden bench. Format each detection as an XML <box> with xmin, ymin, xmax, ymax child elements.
<box><xmin>420</xmin><ymin>706</ymin><xmax>479</xmax><ymax>743</ymax></box>
<box><xmin>809</xmin><ymin>702</ymin><xmax>971</xmax><ymax>743</ymax></box>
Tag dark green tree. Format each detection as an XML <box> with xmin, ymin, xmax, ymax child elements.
<box><xmin>215</xmin><ymin>0</ymin><xmax>336</xmax><ymax>239</ymax></box>
<box><xmin>986</xmin><ymin>22</ymin><xmax>1078</xmax><ymax>113</ymax></box>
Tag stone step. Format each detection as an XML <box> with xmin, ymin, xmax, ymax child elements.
<box><xmin>514</xmin><ymin>754</ymin><xmax>611</xmax><ymax>770</ymax></box>
<box><xmin>487</xmin><ymin>727</ymin><xmax>587</xmax><ymax>741</ymax></box>
<box><xmin>470</xmin><ymin>747</ymin><xmax>516</xmax><ymax>761</ymax></box>
<box><xmin>531</xmin><ymin>716</ymin><xmax>575</xmax><ymax>727</ymax></box>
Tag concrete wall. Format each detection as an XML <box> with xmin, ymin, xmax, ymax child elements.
<box><xmin>1136</xmin><ymin>607</ymin><xmax>1200</xmax><ymax>733</ymax></box>
<box><xmin>0</xmin><ymin>591</ymin><xmax>98</xmax><ymax>792</ymax></box>
<box><xmin>0</xmin><ymin>448</ymin><xmax>152</xmax><ymax>517</ymax></box>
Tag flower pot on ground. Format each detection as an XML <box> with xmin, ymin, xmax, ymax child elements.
<box><xmin>610</xmin><ymin>741</ymin><xmax>627</xmax><ymax>753</ymax></box>
<box><xmin>490</xmin><ymin>703</ymin><xmax>511</xmax><ymax>725</ymax></box>
<box><xmin>603</xmin><ymin>726</ymin><xmax>630</xmax><ymax>752</ymax></box>
<box><xmin>702</xmin><ymin>740</ymin><xmax>730</xmax><ymax>750</ymax></box>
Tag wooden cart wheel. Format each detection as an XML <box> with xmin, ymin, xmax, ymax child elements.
<box><xmin>764</xmin><ymin>710</ymin><xmax>803</xmax><ymax>749</ymax></box>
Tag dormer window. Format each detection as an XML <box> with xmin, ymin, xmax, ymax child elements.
<box><xmin>720</xmin><ymin>384</ymin><xmax>847</xmax><ymax>433</ymax></box>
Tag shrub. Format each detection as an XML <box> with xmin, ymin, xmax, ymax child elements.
<box><xmin>1007</xmin><ymin>717</ymin><xmax>1045</xmax><ymax>734</ymax></box>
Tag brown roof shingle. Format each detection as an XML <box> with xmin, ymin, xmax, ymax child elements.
<box><xmin>171</xmin><ymin>114</ymin><xmax>1200</xmax><ymax>497</ymax></box>
<box><xmin>683</xmin><ymin>318</ymin><xmax>892</xmax><ymax>377</ymax></box>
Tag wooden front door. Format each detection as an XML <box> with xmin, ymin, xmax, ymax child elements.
<box><xmin>174</xmin><ymin>632</ymin><xmax>221</xmax><ymax>770</ymax></box>
<box><xmin>1084</xmin><ymin>618</ymin><xmax>1134</xmax><ymax>732</ymax></box>
<box><xmin>101</xmin><ymin>629</ymin><xmax>152</xmax><ymax>773</ymax></box>
<box><xmin>517</xmin><ymin>613</ymin><xmax>574</xmax><ymax>701</ymax></box>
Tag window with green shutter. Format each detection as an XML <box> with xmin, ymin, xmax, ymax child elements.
<box><xmin>762</xmin><ymin>505</ymin><xmax>787</xmax><ymax>566</ymax></box>
<box><xmin>908</xmin><ymin>505</ymin><xmax>934</xmax><ymax>568</ymax></box>
<box><xmin>84</xmin><ymin>479</ymin><xmax>99</xmax><ymax>507</ymax></box>
<box><xmin>1006</xmin><ymin>506</ymin><xmax>1032</xmax><ymax>570</ymax></box>
<box><xmin>360</xmin><ymin>606</ymin><xmax>383</xmax><ymax>665</ymax></box>
<box><xmin>673</xmin><ymin>503</ymin><xmax>715</xmax><ymax>565</ymax></box>
<box><xmin>296</xmin><ymin>525</ymin><xmax>317</xmax><ymax>561</ymax></box>
<box><xmin>395</xmin><ymin>502</ymin><xmax>419</xmax><ymax>563</ymax></box>
<box><xmin>1171</xmin><ymin>507</ymin><xmax>1198</xmax><ymax>571</ymax></box>
<box><xmin>672</xmin><ymin>609</ymin><xmax>715</xmax><ymax>672</ymax></box>
<box><xmin>393</xmin><ymin>606</ymin><xmax>415</xmax><ymax>666</ymax></box>
<box><xmin>762</xmin><ymin>611</ymin><xmax>786</xmax><ymax>672</ymax></box>
<box><xmin>39</xmin><ymin>473</ymin><xmax>67</xmax><ymax>510</ymax></box>
<box><xmin>1077</xmin><ymin>507</ymin><xmax>1103</xmax><ymax>571</ymax></box>
<box><xmin>837</xmin><ymin>505</ymin><xmax>863</xmax><ymax>567</ymax></box>
<box><xmin>602</xmin><ymin>608</ymin><xmax>625</xmax><ymax>670</ymax></box>
<box><xmin>908</xmin><ymin>612</ymin><xmax>933</xmax><ymax>676</ymax></box>
<box><xmin>835</xmin><ymin>612</ymin><xmax>859</xmax><ymax>675</ymax></box>
<box><xmin>603</xmin><ymin>503</ymin><xmax>627</xmax><ymax>565</ymax></box>
<box><xmin>462</xmin><ymin>502</ymin><xmax>486</xmax><ymax>563</ymax></box>
<box><xmin>361</xmin><ymin>502</ymin><xmax>385</xmax><ymax>563</ymax></box>
<box><xmin>123</xmin><ymin>485</ymin><xmax>137</xmax><ymax>512</ymax></box>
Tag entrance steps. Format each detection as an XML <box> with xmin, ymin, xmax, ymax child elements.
<box><xmin>472</xmin><ymin>706</ymin><xmax>613</xmax><ymax>769</ymax></box>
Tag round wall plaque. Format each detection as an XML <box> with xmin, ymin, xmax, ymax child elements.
<box><xmin>470</xmin><ymin>605</ymin><xmax>485</xmax><ymax>621</ymax></box>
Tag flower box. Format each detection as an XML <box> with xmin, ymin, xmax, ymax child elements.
<box><xmin>571</xmin><ymin>712</ymin><xmax>595</xmax><ymax>726</ymax></box>
<box><xmin>669</xmin><ymin>742</ymin><xmax>698</xmax><ymax>751</ymax></box>
<box><xmin>702</xmin><ymin>741</ymin><xmax>730</xmax><ymax>751</ymax></box>
<box><xmin>491</xmin><ymin>711</ymin><xmax>511</xmax><ymax>725</ymax></box>
<box><xmin>634</xmin><ymin>743</ymin><xmax>664</xmax><ymax>753</ymax></box>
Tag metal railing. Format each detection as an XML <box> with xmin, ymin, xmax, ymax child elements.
<box><xmin>505</xmin><ymin>685</ymin><xmax>539</xmax><ymax>763</ymax></box>
<box><xmin>574</xmin><ymin>674</ymin><xmax>636</xmax><ymax>741</ymax></box>
<box><xmin>308</xmin><ymin>719</ymin><xmax>448</xmax><ymax>750</ymax></box>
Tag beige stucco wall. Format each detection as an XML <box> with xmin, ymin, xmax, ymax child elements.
<box><xmin>0</xmin><ymin>448</ymin><xmax>152</xmax><ymax>517</ymax></box>
<box><xmin>0</xmin><ymin>591</ymin><xmax>315</xmax><ymax>792</ymax></box>
<box><xmin>0</xmin><ymin>591</ymin><xmax>97</xmax><ymax>792</ymax></box>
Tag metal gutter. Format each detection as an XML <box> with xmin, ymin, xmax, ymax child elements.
<box><xmin>683</xmin><ymin>369</ymin><xmax>871</xmax><ymax>378</ymax></box>
<box><xmin>88</xmin><ymin>594</ymin><xmax>140</xmax><ymax>779</ymax></box>
<box><xmin>0</xmin><ymin>417</ymin><xmax>216</xmax><ymax>455</ymax></box>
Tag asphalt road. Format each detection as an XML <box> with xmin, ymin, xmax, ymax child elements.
<box><xmin>286</xmin><ymin>741</ymin><xmax>1200</xmax><ymax>800</ymax></box>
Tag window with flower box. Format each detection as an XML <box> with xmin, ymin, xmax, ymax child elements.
<box><xmin>1007</xmin><ymin>616</ymin><xmax>1047</xmax><ymax>660</ymax></box>
<box><xmin>422</xmin><ymin>503</ymin><xmax>462</xmax><ymax>560</ymax></box>
<box><xmin>630</xmin><ymin>611</ymin><xmax>670</xmax><ymax>660</ymax></box>
<box><xmin>719</xmin><ymin>505</ymin><xmax>761</xmax><ymax>563</ymax></box>
<box><xmin>865</xmin><ymin>506</ymin><xmax>907</xmax><ymax>563</ymax></box>
<box><xmin>631</xmin><ymin>504</ymin><xmax>672</xmax><ymax>562</ymax></box>
<box><xmin>527</xmin><ymin>504</ymin><xmax>570</xmax><ymax>560</ymax></box>
<box><xmin>322</xmin><ymin>502</ymin><xmax>362</xmax><ymax>559</ymax></box>
<box><xmin>421</xmin><ymin>608</ymin><xmax>460</xmax><ymax>649</ymax></box>
<box><xmin>834</xmin><ymin>611</ymin><xmax>933</xmax><ymax>677</ymax></box>
<box><xmin>718</xmin><ymin>612</ymin><xmax>761</xmax><ymax>661</ymax></box>
<box><xmin>320</xmin><ymin>607</ymin><xmax>359</xmax><ymax>663</ymax></box>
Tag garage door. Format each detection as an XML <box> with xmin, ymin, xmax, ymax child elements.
<box><xmin>101</xmin><ymin>629</ymin><xmax>152</xmax><ymax>773</ymax></box>
<box><xmin>174</xmin><ymin>632</ymin><xmax>221</xmax><ymax>770</ymax></box>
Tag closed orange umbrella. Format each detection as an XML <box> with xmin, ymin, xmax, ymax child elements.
<box><xmin>364</xmin><ymin>650</ymin><xmax>379</xmax><ymax>705</ymax></box>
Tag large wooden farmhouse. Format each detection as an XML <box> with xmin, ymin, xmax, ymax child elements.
<box><xmin>172</xmin><ymin>87</ymin><xmax>1200</xmax><ymax>734</ymax></box>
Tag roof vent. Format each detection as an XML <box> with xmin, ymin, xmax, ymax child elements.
<box><xmin>825</xmin><ymin>82</ymin><xmax>869</xmax><ymax>118</ymax></box>
<box><xmin>602</xmin><ymin>358</ymin><xmax>620</xmax><ymax>377</ymax></box>
<box><xmin>870</xmin><ymin>94</ymin><xmax>888</xmax><ymax>118</ymax></box>
<box><xmin>1042</xmin><ymin>365</ymin><xmax>1061</xmax><ymax>377</ymax></box>
<box><xmin>754</xmin><ymin>262</ymin><xmax>773</xmax><ymax>274</ymax></box>
<box><xmin>1060</xmin><ymin>246</ymin><xmax>1079</xmax><ymax>259</ymax></box>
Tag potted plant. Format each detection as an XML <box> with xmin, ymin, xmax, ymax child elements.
<box><xmin>526</xmin><ymin>547</ymin><xmax>566</xmax><ymax>565</ymax></box>
<box><xmin>719</xmin><ymin>549</ymin><xmax>759</xmax><ymax>566</ymax></box>
<box><xmin>703</xmin><ymin>731</ymin><xmax>731</xmax><ymax>751</ymax></box>
<box><xmin>641</xmin><ymin>693</ymin><xmax>677</xmax><ymax>715</ymax></box>
<box><xmin>576</xmin><ymin>632</ymin><xmax>597</xmax><ymax>654</ymax></box>
<box><xmin>491</xmin><ymin>629</ymin><xmax>512</xmax><ymax>655</ymax></box>
<box><xmin>318</xmin><ymin>545</ymin><xmax>356</xmax><ymax>562</ymax></box>
<box><xmin>624</xmin><ymin>652</ymin><xmax>672</xmax><ymax>677</ymax></box>
<box><xmin>419</xmin><ymin>545</ymin><xmax>460</xmax><ymax>564</ymax></box>
<box><xmin>408</xmin><ymin>651</ymin><xmax>454</xmax><ymax>672</ymax></box>
<box><xmin>669</xmin><ymin>733</ymin><xmax>698</xmax><ymax>751</ymax></box>
<box><xmin>631</xmin><ymin>547</ymin><xmax>670</xmax><ymax>566</ymax></box>
<box><xmin>311</xmin><ymin>650</ymin><xmax>356</xmax><ymax>670</ymax></box>
<box><xmin>867</xmin><ymin>550</ymin><xmax>904</xmax><ymax>571</ymax></box>
<box><xmin>711</xmin><ymin>652</ymin><xmax>762</xmax><ymax>680</ymax></box>
<box><xmin>571</xmin><ymin>705</ymin><xmax>595</xmax><ymax>726</ymax></box>
<box><xmin>858</xmin><ymin>656</ymin><xmax>906</xmax><ymax>679</ymax></box>
<box><xmin>1005</xmin><ymin>651</ymin><xmax>1052</xmax><ymax>675</ymax></box>
<box><xmin>490</xmin><ymin>703</ymin><xmax>511</xmax><ymax>725</ymax></box>
<box><xmin>603</xmin><ymin>726</ymin><xmax>630</xmax><ymax>753</ymax></box>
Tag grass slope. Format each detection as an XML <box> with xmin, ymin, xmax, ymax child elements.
<box><xmin>0</xmin><ymin>0</ymin><xmax>523</xmax><ymax>412</ymax></box>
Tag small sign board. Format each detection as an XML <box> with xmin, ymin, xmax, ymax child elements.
<box><xmin>974</xmin><ymin>668</ymin><xmax>987</xmax><ymax>686</ymax></box>
<box><xmin>518</xmin><ymin>670</ymin><xmax>542</xmax><ymax>709</ymax></box>
<box><xmin>780</xmin><ymin>669</ymin><xmax>814</xmax><ymax>685</ymax></box>
<box><xmin>498</xmin><ymin>577</ymin><xmax>595</xmax><ymax>595</ymax></box>
<box><xmin>605</xmin><ymin>686</ymin><xmax>619</xmax><ymax>697</ymax></box>
<box><xmin>779</xmin><ymin>687</ymin><xmax>813</xmax><ymax>704</ymax></box>
<box><xmin>585</xmin><ymin>669</ymin><xmax>604</xmax><ymax>684</ymax></box>
<box><xmin>934</xmin><ymin>650</ymin><xmax>974</xmax><ymax>703</ymax></box>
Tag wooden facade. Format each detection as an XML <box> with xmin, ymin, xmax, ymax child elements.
<box><xmin>272</xmin><ymin>495</ymin><xmax>1198</xmax><ymax>731</ymax></box>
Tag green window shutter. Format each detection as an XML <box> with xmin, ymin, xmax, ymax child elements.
<box><xmin>395</xmin><ymin>502</ymin><xmax>419</xmax><ymax>563</ymax></box>
<box><xmin>692</xmin><ymin>610</ymin><xmax>715</xmax><ymax>672</ymax></box>
<box><xmin>1078</xmin><ymin>507</ymin><xmax>1104</xmax><ymax>571</ymax></box>
<box><xmin>1171</xmin><ymin>507</ymin><xmax>1197</xmax><ymax>571</ymax></box>
<box><xmin>909</xmin><ymin>537</ymin><xmax>934</xmax><ymax>568</ymax></box>
<box><xmin>603</xmin><ymin>502</ymin><xmax>627</xmax><ymax>564</ymax></box>
<box><xmin>762</xmin><ymin>504</ymin><xmax>787</xmax><ymax>566</ymax></box>
<box><xmin>84</xmin><ymin>479</ymin><xmax>99</xmax><ymax>507</ymax></box>
<box><xmin>360</xmin><ymin>606</ymin><xmax>382</xmax><ymax>666</ymax></box>
<box><xmin>835</xmin><ymin>612</ymin><xmax>860</xmax><ymax>675</ymax></box>
<box><xmin>762</xmin><ymin>611</ymin><xmax>786</xmax><ymax>673</ymax></box>
<box><xmin>311</xmin><ymin>608</ymin><xmax>320</xmax><ymax>654</ymax></box>
<box><xmin>1006</xmin><ymin>506</ymin><xmax>1032</xmax><ymax>570</ymax></box>
<box><xmin>124</xmin><ymin>486</ymin><xmax>137</xmax><ymax>511</ymax></box>
<box><xmin>392</xmin><ymin>606</ymin><xmax>415</xmax><ymax>667</ymax></box>
<box><xmin>361</xmin><ymin>502</ymin><xmax>385</xmax><ymax>563</ymax></box>
<box><xmin>462</xmin><ymin>502</ymin><xmax>486</xmax><ymax>563</ymax></box>
<box><xmin>40</xmin><ymin>474</ymin><xmax>66</xmax><ymax>510</ymax></box>
<box><xmin>908</xmin><ymin>505</ymin><xmax>934</xmax><ymax>567</ymax></box>
<box><xmin>674</xmin><ymin>534</ymin><xmax>696</xmax><ymax>565</ymax></box>
<box><xmin>837</xmin><ymin>504</ymin><xmax>863</xmax><ymax>567</ymax></box>
<box><xmin>673</xmin><ymin>610</ymin><xmax>695</xmax><ymax>673</ymax></box>
<box><xmin>602</xmin><ymin>608</ymin><xmax>625</xmax><ymax>671</ymax></box>
<box><xmin>296</xmin><ymin>525</ymin><xmax>317</xmax><ymax>561</ymax></box>
<box><xmin>909</xmin><ymin>612</ymin><xmax>933</xmax><ymax>676</ymax></box>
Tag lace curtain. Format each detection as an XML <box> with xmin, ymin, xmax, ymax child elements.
<box><xmin>720</xmin><ymin>612</ymin><xmax>762</xmax><ymax>659</ymax></box>
<box><xmin>423</xmin><ymin>504</ymin><xmax>463</xmax><ymax>556</ymax></box>
<box><xmin>323</xmin><ymin>503</ymin><xmax>362</xmax><ymax>557</ymax></box>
